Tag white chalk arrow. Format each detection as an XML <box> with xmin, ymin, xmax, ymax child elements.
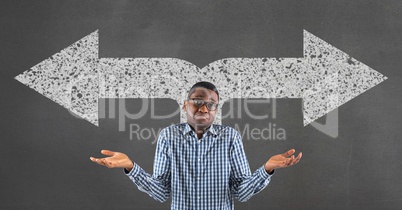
<box><xmin>203</xmin><ymin>30</ymin><xmax>388</xmax><ymax>125</ymax></box>
<box><xmin>15</xmin><ymin>30</ymin><xmax>387</xmax><ymax>127</ymax></box>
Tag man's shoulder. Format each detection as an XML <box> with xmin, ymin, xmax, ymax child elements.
<box><xmin>160</xmin><ymin>123</ymin><xmax>240</xmax><ymax>135</ymax></box>
<box><xmin>211</xmin><ymin>124</ymin><xmax>241</xmax><ymax>136</ymax></box>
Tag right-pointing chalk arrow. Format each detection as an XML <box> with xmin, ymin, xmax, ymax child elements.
<box><xmin>203</xmin><ymin>30</ymin><xmax>388</xmax><ymax>126</ymax></box>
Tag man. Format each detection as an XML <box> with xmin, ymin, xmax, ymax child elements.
<box><xmin>90</xmin><ymin>81</ymin><xmax>302</xmax><ymax>209</ymax></box>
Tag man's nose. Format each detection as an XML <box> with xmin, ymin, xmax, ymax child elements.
<box><xmin>198</xmin><ymin>104</ymin><xmax>208</xmax><ymax>112</ymax></box>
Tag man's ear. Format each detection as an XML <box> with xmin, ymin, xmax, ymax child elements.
<box><xmin>182</xmin><ymin>101</ymin><xmax>187</xmax><ymax>110</ymax></box>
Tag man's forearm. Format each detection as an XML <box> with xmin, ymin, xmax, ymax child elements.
<box><xmin>125</xmin><ymin>163</ymin><xmax>171</xmax><ymax>203</ymax></box>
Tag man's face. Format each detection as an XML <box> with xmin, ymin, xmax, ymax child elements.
<box><xmin>183</xmin><ymin>87</ymin><xmax>219</xmax><ymax>132</ymax></box>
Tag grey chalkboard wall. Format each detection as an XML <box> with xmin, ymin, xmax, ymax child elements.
<box><xmin>1</xmin><ymin>0</ymin><xmax>401</xmax><ymax>209</ymax></box>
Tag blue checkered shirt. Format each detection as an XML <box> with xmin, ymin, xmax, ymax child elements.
<box><xmin>125</xmin><ymin>123</ymin><xmax>273</xmax><ymax>210</ymax></box>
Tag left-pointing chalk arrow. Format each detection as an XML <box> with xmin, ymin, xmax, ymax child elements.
<box><xmin>15</xmin><ymin>30</ymin><xmax>199</xmax><ymax>126</ymax></box>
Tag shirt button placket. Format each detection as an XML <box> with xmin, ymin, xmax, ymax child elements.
<box><xmin>196</xmin><ymin>139</ymin><xmax>201</xmax><ymax>208</ymax></box>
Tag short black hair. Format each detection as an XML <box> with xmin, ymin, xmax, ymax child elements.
<box><xmin>188</xmin><ymin>81</ymin><xmax>219</xmax><ymax>101</ymax></box>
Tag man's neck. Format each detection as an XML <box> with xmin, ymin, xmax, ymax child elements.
<box><xmin>188</xmin><ymin>123</ymin><xmax>211</xmax><ymax>139</ymax></box>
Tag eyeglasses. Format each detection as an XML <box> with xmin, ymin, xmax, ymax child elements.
<box><xmin>187</xmin><ymin>98</ymin><xmax>219</xmax><ymax>111</ymax></box>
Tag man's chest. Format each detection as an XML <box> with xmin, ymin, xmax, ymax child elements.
<box><xmin>169</xmin><ymin>137</ymin><xmax>232</xmax><ymax>177</ymax></box>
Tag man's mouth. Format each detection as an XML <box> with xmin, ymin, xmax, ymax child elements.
<box><xmin>194</xmin><ymin>114</ymin><xmax>208</xmax><ymax>120</ymax></box>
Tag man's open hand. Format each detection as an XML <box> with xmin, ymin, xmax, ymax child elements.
<box><xmin>264</xmin><ymin>149</ymin><xmax>302</xmax><ymax>173</ymax></box>
<box><xmin>90</xmin><ymin>150</ymin><xmax>134</xmax><ymax>171</ymax></box>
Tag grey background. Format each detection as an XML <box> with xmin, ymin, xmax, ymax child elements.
<box><xmin>1</xmin><ymin>0</ymin><xmax>401</xmax><ymax>209</ymax></box>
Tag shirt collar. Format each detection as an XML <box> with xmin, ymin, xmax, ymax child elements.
<box><xmin>183</xmin><ymin>123</ymin><xmax>217</xmax><ymax>137</ymax></box>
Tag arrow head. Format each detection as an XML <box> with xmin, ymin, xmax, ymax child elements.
<box><xmin>15</xmin><ymin>30</ymin><xmax>100</xmax><ymax>126</ymax></box>
<box><xmin>302</xmin><ymin>30</ymin><xmax>388</xmax><ymax>126</ymax></box>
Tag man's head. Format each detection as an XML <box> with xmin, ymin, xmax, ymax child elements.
<box><xmin>183</xmin><ymin>81</ymin><xmax>219</xmax><ymax>133</ymax></box>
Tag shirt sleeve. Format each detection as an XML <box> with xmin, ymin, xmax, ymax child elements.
<box><xmin>124</xmin><ymin>128</ymin><xmax>171</xmax><ymax>202</ymax></box>
<box><xmin>229</xmin><ymin>131</ymin><xmax>274</xmax><ymax>202</ymax></box>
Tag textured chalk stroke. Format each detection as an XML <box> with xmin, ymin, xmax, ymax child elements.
<box><xmin>15</xmin><ymin>31</ymin><xmax>99</xmax><ymax>125</ymax></box>
<box><xmin>15</xmin><ymin>30</ymin><xmax>387</xmax><ymax>126</ymax></box>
